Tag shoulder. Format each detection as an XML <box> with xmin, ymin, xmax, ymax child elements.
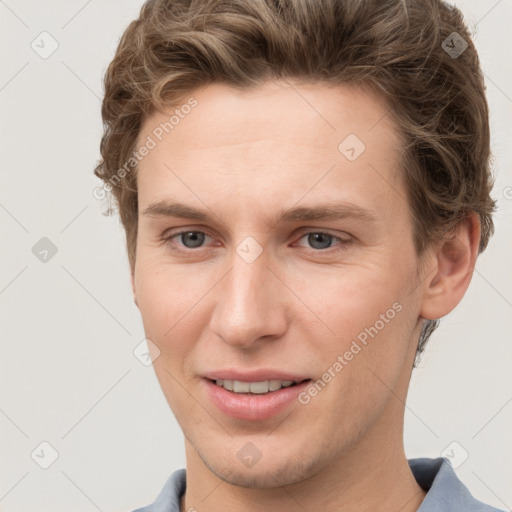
<box><xmin>409</xmin><ymin>457</ymin><xmax>506</xmax><ymax>512</ymax></box>
<box><xmin>130</xmin><ymin>469</ymin><xmax>186</xmax><ymax>512</ymax></box>
<box><xmin>130</xmin><ymin>461</ymin><xmax>507</xmax><ymax>512</ymax></box>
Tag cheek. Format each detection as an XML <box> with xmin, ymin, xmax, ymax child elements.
<box><xmin>293</xmin><ymin>262</ymin><xmax>410</xmax><ymax>339</ymax></box>
<box><xmin>134</xmin><ymin>259</ymin><xmax>191</xmax><ymax>364</ymax></box>
<box><xmin>292</xmin><ymin>262</ymin><xmax>418</xmax><ymax>395</ymax></box>
<box><xmin>134</xmin><ymin>261</ymin><xmax>209</xmax><ymax>418</ymax></box>
<box><xmin>296</xmin><ymin>273</ymin><xmax>416</xmax><ymax>445</ymax></box>
<box><xmin>135</xmin><ymin>255</ymin><xmax>206</xmax><ymax>333</ymax></box>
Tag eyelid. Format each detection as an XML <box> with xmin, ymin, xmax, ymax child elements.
<box><xmin>294</xmin><ymin>227</ymin><xmax>351</xmax><ymax>240</ymax></box>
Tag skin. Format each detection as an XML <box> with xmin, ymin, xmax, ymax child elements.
<box><xmin>131</xmin><ymin>81</ymin><xmax>480</xmax><ymax>512</ymax></box>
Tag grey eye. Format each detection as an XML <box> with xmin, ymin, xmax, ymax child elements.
<box><xmin>306</xmin><ymin>233</ymin><xmax>335</xmax><ymax>250</ymax></box>
<box><xmin>179</xmin><ymin>231</ymin><xmax>206</xmax><ymax>248</ymax></box>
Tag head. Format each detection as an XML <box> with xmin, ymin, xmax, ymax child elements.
<box><xmin>95</xmin><ymin>0</ymin><xmax>495</xmax><ymax>488</ymax></box>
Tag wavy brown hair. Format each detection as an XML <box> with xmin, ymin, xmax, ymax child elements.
<box><xmin>94</xmin><ymin>0</ymin><xmax>496</xmax><ymax>360</ymax></box>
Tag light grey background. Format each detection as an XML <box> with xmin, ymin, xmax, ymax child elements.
<box><xmin>0</xmin><ymin>1</ymin><xmax>511</xmax><ymax>511</ymax></box>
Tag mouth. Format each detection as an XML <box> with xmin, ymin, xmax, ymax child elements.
<box><xmin>203</xmin><ymin>376</ymin><xmax>312</xmax><ymax>421</ymax></box>
<box><xmin>209</xmin><ymin>378</ymin><xmax>307</xmax><ymax>394</ymax></box>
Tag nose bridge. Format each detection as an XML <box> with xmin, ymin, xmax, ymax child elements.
<box><xmin>210</xmin><ymin>240</ymin><xmax>286</xmax><ymax>348</ymax></box>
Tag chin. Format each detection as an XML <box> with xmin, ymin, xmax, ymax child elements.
<box><xmin>205</xmin><ymin>458</ymin><xmax>314</xmax><ymax>488</ymax></box>
<box><xmin>195</xmin><ymin>438</ymin><xmax>328</xmax><ymax>489</ymax></box>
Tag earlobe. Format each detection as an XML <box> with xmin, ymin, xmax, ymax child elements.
<box><xmin>420</xmin><ymin>213</ymin><xmax>480</xmax><ymax>321</ymax></box>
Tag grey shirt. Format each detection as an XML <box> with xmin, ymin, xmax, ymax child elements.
<box><xmin>132</xmin><ymin>457</ymin><xmax>505</xmax><ymax>512</ymax></box>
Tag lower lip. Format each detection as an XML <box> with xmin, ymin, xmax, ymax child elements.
<box><xmin>204</xmin><ymin>379</ymin><xmax>311</xmax><ymax>421</ymax></box>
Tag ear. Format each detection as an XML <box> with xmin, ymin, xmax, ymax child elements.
<box><xmin>420</xmin><ymin>213</ymin><xmax>481</xmax><ymax>320</ymax></box>
<box><xmin>131</xmin><ymin>271</ymin><xmax>139</xmax><ymax>308</ymax></box>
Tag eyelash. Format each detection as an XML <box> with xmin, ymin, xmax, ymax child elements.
<box><xmin>161</xmin><ymin>229</ymin><xmax>352</xmax><ymax>254</ymax></box>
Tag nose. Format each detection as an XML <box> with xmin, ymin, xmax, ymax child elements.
<box><xmin>209</xmin><ymin>245</ymin><xmax>289</xmax><ymax>349</ymax></box>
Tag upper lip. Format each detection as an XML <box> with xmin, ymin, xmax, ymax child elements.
<box><xmin>203</xmin><ymin>369</ymin><xmax>310</xmax><ymax>382</ymax></box>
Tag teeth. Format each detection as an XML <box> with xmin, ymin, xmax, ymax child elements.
<box><xmin>214</xmin><ymin>379</ymin><xmax>297</xmax><ymax>394</ymax></box>
<box><xmin>233</xmin><ymin>381</ymin><xmax>251</xmax><ymax>393</ymax></box>
<box><xmin>249</xmin><ymin>381</ymin><xmax>269</xmax><ymax>394</ymax></box>
<box><xmin>269</xmin><ymin>379</ymin><xmax>282</xmax><ymax>391</ymax></box>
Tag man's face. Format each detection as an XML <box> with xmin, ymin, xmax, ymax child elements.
<box><xmin>133</xmin><ymin>81</ymin><xmax>427</xmax><ymax>487</ymax></box>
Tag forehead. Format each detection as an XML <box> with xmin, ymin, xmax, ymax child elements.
<box><xmin>136</xmin><ymin>81</ymin><xmax>405</xmax><ymax>220</ymax></box>
<box><xmin>140</xmin><ymin>80</ymin><xmax>399</xmax><ymax>151</ymax></box>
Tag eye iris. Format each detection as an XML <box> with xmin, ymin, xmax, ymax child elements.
<box><xmin>181</xmin><ymin>231</ymin><xmax>205</xmax><ymax>248</ymax></box>
<box><xmin>308</xmin><ymin>233</ymin><xmax>332</xmax><ymax>250</ymax></box>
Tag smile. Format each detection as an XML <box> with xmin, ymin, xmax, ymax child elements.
<box><xmin>204</xmin><ymin>378</ymin><xmax>311</xmax><ymax>421</ymax></box>
<box><xmin>213</xmin><ymin>378</ymin><xmax>297</xmax><ymax>394</ymax></box>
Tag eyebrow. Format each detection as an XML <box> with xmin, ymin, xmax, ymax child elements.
<box><xmin>141</xmin><ymin>200</ymin><xmax>378</xmax><ymax>225</ymax></box>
